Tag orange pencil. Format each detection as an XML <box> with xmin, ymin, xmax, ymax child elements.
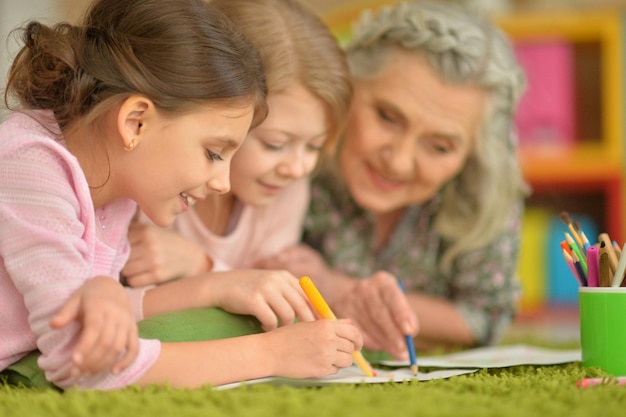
<box><xmin>560</xmin><ymin>240</ymin><xmax>572</xmax><ymax>257</ymax></box>
<box><xmin>299</xmin><ymin>276</ymin><xmax>376</xmax><ymax>377</ymax></box>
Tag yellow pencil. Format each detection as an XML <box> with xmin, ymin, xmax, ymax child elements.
<box><xmin>299</xmin><ymin>276</ymin><xmax>376</xmax><ymax>377</ymax></box>
<box><xmin>560</xmin><ymin>211</ymin><xmax>584</xmax><ymax>250</ymax></box>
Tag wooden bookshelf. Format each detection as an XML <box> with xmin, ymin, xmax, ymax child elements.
<box><xmin>496</xmin><ymin>9</ymin><xmax>625</xmax><ymax>243</ymax></box>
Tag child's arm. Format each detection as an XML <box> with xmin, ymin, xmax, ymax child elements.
<box><xmin>138</xmin><ymin>319</ymin><xmax>362</xmax><ymax>388</ymax></box>
<box><xmin>122</xmin><ymin>221</ymin><xmax>212</xmax><ymax>287</ymax></box>
<box><xmin>142</xmin><ymin>269</ymin><xmax>316</xmax><ymax>331</ymax></box>
<box><xmin>50</xmin><ymin>276</ymin><xmax>139</xmax><ymax>377</ymax></box>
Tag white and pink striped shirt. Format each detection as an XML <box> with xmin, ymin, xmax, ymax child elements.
<box><xmin>0</xmin><ymin>111</ymin><xmax>160</xmax><ymax>389</ymax></box>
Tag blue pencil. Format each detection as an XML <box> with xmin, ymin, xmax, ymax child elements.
<box><xmin>405</xmin><ymin>334</ymin><xmax>418</xmax><ymax>376</ymax></box>
<box><xmin>572</xmin><ymin>252</ymin><xmax>588</xmax><ymax>287</ymax></box>
<box><xmin>397</xmin><ymin>280</ymin><xmax>418</xmax><ymax>375</ymax></box>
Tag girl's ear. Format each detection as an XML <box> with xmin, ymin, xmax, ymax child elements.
<box><xmin>117</xmin><ymin>96</ymin><xmax>153</xmax><ymax>151</ymax></box>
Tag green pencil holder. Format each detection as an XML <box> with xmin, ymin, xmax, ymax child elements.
<box><xmin>579</xmin><ymin>287</ymin><xmax>626</xmax><ymax>376</ymax></box>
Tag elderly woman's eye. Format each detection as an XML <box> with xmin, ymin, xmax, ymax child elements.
<box><xmin>377</xmin><ymin>108</ymin><xmax>395</xmax><ymax>123</ymax></box>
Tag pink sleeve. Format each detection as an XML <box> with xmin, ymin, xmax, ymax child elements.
<box><xmin>125</xmin><ymin>285</ymin><xmax>153</xmax><ymax>321</ymax></box>
<box><xmin>210</xmin><ymin>258</ymin><xmax>232</xmax><ymax>272</ymax></box>
<box><xmin>0</xmin><ymin>135</ymin><xmax>159</xmax><ymax>390</ymax></box>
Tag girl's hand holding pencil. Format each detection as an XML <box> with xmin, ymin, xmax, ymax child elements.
<box><xmin>299</xmin><ymin>276</ymin><xmax>376</xmax><ymax>377</ymax></box>
<box><xmin>262</xmin><ymin>318</ymin><xmax>364</xmax><ymax>379</ymax></box>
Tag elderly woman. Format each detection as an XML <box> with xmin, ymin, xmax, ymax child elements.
<box><xmin>261</xmin><ymin>1</ymin><xmax>528</xmax><ymax>358</ymax></box>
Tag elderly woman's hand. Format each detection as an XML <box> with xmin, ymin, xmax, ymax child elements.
<box><xmin>330</xmin><ymin>271</ymin><xmax>419</xmax><ymax>360</ymax></box>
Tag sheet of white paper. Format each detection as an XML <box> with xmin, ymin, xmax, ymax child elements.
<box><xmin>214</xmin><ymin>366</ymin><xmax>478</xmax><ymax>390</ymax></box>
<box><xmin>379</xmin><ymin>344</ymin><xmax>581</xmax><ymax>369</ymax></box>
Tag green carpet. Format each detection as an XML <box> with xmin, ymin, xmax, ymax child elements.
<box><xmin>3</xmin><ymin>309</ymin><xmax>623</xmax><ymax>416</ymax></box>
<box><xmin>2</xmin><ymin>360</ymin><xmax>625</xmax><ymax>416</ymax></box>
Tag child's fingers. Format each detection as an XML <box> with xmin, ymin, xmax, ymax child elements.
<box><xmin>49</xmin><ymin>294</ymin><xmax>81</xmax><ymax>329</ymax></box>
<box><xmin>89</xmin><ymin>323</ymin><xmax>127</xmax><ymax>374</ymax></box>
<box><xmin>334</xmin><ymin>321</ymin><xmax>364</xmax><ymax>351</ymax></box>
<box><xmin>268</xmin><ymin>296</ymin><xmax>297</xmax><ymax>328</ymax></box>
<box><xmin>74</xmin><ymin>310</ymin><xmax>123</xmax><ymax>373</ymax></box>
<box><xmin>333</xmin><ymin>350</ymin><xmax>354</xmax><ymax>369</ymax></box>
<box><xmin>111</xmin><ymin>325</ymin><xmax>139</xmax><ymax>374</ymax></box>
<box><xmin>75</xmin><ymin>317</ymin><xmax>137</xmax><ymax>375</ymax></box>
<box><xmin>262</xmin><ymin>278</ymin><xmax>315</xmax><ymax>325</ymax></box>
<box><xmin>71</xmin><ymin>314</ymin><xmax>108</xmax><ymax>369</ymax></box>
<box><xmin>250</xmin><ymin>303</ymin><xmax>280</xmax><ymax>332</ymax></box>
<box><xmin>287</xmin><ymin>286</ymin><xmax>315</xmax><ymax>322</ymax></box>
<box><xmin>336</xmin><ymin>336</ymin><xmax>357</xmax><ymax>354</ymax></box>
<box><xmin>124</xmin><ymin>272</ymin><xmax>156</xmax><ymax>288</ymax></box>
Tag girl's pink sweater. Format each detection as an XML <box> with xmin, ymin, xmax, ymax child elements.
<box><xmin>0</xmin><ymin>111</ymin><xmax>160</xmax><ymax>389</ymax></box>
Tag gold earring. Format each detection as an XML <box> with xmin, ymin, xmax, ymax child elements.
<box><xmin>124</xmin><ymin>139</ymin><xmax>136</xmax><ymax>152</ymax></box>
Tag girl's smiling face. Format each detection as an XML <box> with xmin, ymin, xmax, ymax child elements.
<box><xmin>116</xmin><ymin>100</ymin><xmax>255</xmax><ymax>227</ymax></box>
<box><xmin>229</xmin><ymin>84</ymin><xmax>329</xmax><ymax>206</ymax></box>
<box><xmin>340</xmin><ymin>50</ymin><xmax>488</xmax><ymax>215</ymax></box>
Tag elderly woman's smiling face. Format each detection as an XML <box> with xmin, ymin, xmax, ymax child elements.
<box><xmin>339</xmin><ymin>50</ymin><xmax>488</xmax><ymax>215</ymax></box>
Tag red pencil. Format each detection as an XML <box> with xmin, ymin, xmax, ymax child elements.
<box><xmin>577</xmin><ymin>376</ymin><xmax>626</xmax><ymax>388</ymax></box>
<box><xmin>562</xmin><ymin>249</ymin><xmax>581</xmax><ymax>286</ymax></box>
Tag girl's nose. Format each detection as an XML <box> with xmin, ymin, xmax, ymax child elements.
<box><xmin>277</xmin><ymin>150</ymin><xmax>309</xmax><ymax>179</ymax></box>
<box><xmin>206</xmin><ymin>163</ymin><xmax>231</xmax><ymax>194</ymax></box>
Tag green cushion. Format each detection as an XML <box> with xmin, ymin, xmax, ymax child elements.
<box><xmin>139</xmin><ymin>309</ymin><xmax>394</xmax><ymax>359</ymax></box>
<box><xmin>0</xmin><ymin>351</ymin><xmax>57</xmax><ymax>390</ymax></box>
<box><xmin>138</xmin><ymin>307</ymin><xmax>264</xmax><ymax>342</ymax></box>
<box><xmin>0</xmin><ymin>308</ymin><xmax>264</xmax><ymax>389</ymax></box>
